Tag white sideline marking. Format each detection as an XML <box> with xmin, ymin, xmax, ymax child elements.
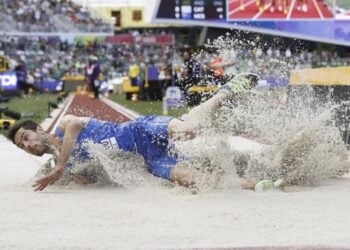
<box><xmin>312</xmin><ymin>0</ymin><xmax>324</xmax><ymax>19</ymax></box>
<box><xmin>252</xmin><ymin>3</ymin><xmax>272</xmax><ymax>20</ymax></box>
<box><xmin>228</xmin><ymin>0</ymin><xmax>256</xmax><ymax>16</ymax></box>
<box><xmin>46</xmin><ymin>95</ymin><xmax>74</xmax><ymax>134</ymax></box>
<box><xmin>101</xmin><ymin>97</ymin><xmax>140</xmax><ymax>120</ymax></box>
<box><xmin>287</xmin><ymin>0</ymin><xmax>297</xmax><ymax>19</ymax></box>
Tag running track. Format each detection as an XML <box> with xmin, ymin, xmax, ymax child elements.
<box><xmin>46</xmin><ymin>94</ymin><xmax>131</xmax><ymax>134</ymax></box>
<box><xmin>227</xmin><ymin>0</ymin><xmax>333</xmax><ymax>20</ymax></box>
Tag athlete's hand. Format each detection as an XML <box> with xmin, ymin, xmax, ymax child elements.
<box><xmin>32</xmin><ymin>168</ymin><xmax>64</xmax><ymax>191</ymax></box>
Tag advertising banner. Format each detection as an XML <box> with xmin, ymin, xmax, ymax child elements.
<box><xmin>0</xmin><ymin>71</ymin><xmax>17</xmax><ymax>91</ymax></box>
<box><xmin>105</xmin><ymin>34</ymin><xmax>175</xmax><ymax>45</ymax></box>
<box><xmin>154</xmin><ymin>0</ymin><xmax>350</xmax><ymax>46</ymax></box>
<box><xmin>35</xmin><ymin>81</ymin><xmax>60</xmax><ymax>92</ymax></box>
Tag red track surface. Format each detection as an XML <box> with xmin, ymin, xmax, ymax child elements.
<box><xmin>46</xmin><ymin>95</ymin><xmax>131</xmax><ymax>133</ymax></box>
<box><xmin>228</xmin><ymin>0</ymin><xmax>333</xmax><ymax>20</ymax></box>
<box><xmin>65</xmin><ymin>95</ymin><xmax>130</xmax><ymax>123</ymax></box>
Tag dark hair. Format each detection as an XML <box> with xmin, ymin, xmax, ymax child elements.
<box><xmin>7</xmin><ymin>120</ymin><xmax>39</xmax><ymax>144</ymax></box>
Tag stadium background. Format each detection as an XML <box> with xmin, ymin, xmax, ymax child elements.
<box><xmin>0</xmin><ymin>0</ymin><xmax>349</xmax><ymax>132</ymax></box>
<box><xmin>1</xmin><ymin>1</ymin><xmax>350</xmax><ymax>249</ymax></box>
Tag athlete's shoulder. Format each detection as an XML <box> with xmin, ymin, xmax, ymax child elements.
<box><xmin>58</xmin><ymin>115</ymin><xmax>90</xmax><ymax>131</ymax></box>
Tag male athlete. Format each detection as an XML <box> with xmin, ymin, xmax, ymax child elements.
<box><xmin>7</xmin><ymin>74</ymin><xmax>259</xmax><ymax>191</ymax></box>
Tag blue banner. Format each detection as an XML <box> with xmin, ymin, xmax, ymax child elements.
<box><xmin>0</xmin><ymin>71</ymin><xmax>17</xmax><ymax>91</ymax></box>
<box><xmin>230</xmin><ymin>20</ymin><xmax>350</xmax><ymax>46</ymax></box>
<box><xmin>35</xmin><ymin>81</ymin><xmax>60</xmax><ymax>91</ymax></box>
<box><xmin>154</xmin><ymin>0</ymin><xmax>350</xmax><ymax>46</ymax></box>
<box><xmin>260</xmin><ymin>75</ymin><xmax>289</xmax><ymax>88</ymax></box>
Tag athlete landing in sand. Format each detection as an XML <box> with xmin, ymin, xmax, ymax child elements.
<box><xmin>7</xmin><ymin>73</ymin><xmax>259</xmax><ymax>191</ymax></box>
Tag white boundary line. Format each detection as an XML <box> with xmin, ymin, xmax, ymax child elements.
<box><xmin>228</xmin><ymin>0</ymin><xmax>257</xmax><ymax>16</ymax></box>
<box><xmin>252</xmin><ymin>3</ymin><xmax>272</xmax><ymax>20</ymax></box>
<box><xmin>45</xmin><ymin>95</ymin><xmax>74</xmax><ymax>134</ymax></box>
<box><xmin>312</xmin><ymin>0</ymin><xmax>324</xmax><ymax>19</ymax></box>
<box><xmin>287</xmin><ymin>0</ymin><xmax>297</xmax><ymax>19</ymax></box>
<box><xmin>101</xmin><ymin>97</ymin><xmax>140</xmax><ymax>120</ymax></box>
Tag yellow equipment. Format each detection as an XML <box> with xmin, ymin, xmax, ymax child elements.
<box><xmin>0</xmin><ymin>119</ymin><xmax>15</xmax><ymax>129</ymax></box>
<box><xmin>289</xmin><ymin>66</ymin><xmax>350</xmax><ymax>86</ymax></box>
<box><xmin>0</xmin><ymin>56</ymin><xmax>9</xmax><ymax>72</ymax></box>
<box><xmin>122</xmin><ymin>77</ymin><xmax>139</xmax><ymax>100</ymax></box>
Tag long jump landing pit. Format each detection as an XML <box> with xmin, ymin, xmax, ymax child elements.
<box><xmin>1</xmin><ymin>94</ymin><xmax>350</xmax><ymax>249</ymax></box>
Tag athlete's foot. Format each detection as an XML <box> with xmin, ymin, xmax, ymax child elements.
<box><xmin>219</xmin><ymin>72</ymin><xmax>260</xmax><ymax>108</ymax></box>
<box><xmin>221</xmin><ymin>72</ymin><xmax>260</xmax><ymax>96</ymax></box>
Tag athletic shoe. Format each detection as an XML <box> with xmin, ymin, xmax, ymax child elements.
<box><xmin>254</xmin><ymin>179</ymin><xmax>285</xmax><ymax>192</ymax></box>
<box><xmin>219</xmin><ymin>73</ymin><xmax>260</xmax><ymax>108</ymax></box>
<box><xmin>222</xmin><ymin>72</ymin><xmax>260</xmax><ymax>95</ymax></box>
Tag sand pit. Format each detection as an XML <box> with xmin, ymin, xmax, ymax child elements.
<box><xmin>1</xmin><ymin>135</ymin><xmax>350</xmax><ymax>249</ymax></box>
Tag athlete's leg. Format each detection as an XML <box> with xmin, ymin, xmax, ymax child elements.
<box><xmin>168</xmin><ymin>92</ymin><xmax>227</xmax><ymax>140</ymax></box>
<box><xmin>168</xmin><ymin>73</ymin><xmax>260</xmax><ymax>140</ymax></box>
<box><xmin>170</xmin><ymin>162</ymin><xmax>257</xmax><ymax>190</ymax></box>
<box><xmin>170</xmin><ymin>161</ymin><xmax>220</xmax><ymax>188</ymax></box>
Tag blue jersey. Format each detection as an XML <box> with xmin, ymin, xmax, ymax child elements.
<box><xmin>54</xmin><ymin>116</ymin><xmax>180</xmax><ymax>180</ymax></box>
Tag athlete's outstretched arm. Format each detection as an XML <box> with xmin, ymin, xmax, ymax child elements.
<box><xmin>55</xmin><ymin>115</ymin><xmax>87</xmax><ymax>172</ymax></box>
<box><xmin>33</xmin><ymin>115</ymin><xmax>87</xmax><ymax>191</ymax></box>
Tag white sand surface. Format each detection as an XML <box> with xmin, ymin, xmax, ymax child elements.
<box><xmin>1</xmin><ymin>135</ymin><xmax>350</xmax><ymax>249</ymax></box>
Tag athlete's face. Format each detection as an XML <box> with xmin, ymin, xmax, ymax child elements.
<box><xmin>14</xmin><ymin>127</ymin><xmax>49</xmax><ymax>156</ymax></box>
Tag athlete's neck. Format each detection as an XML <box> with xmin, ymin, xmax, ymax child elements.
<box><xmin>46</xmin><ymin>134</ymin><xmax>62</xmax><ymax>157</ymax></box>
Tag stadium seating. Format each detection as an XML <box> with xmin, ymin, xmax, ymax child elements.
<box><xmin>0</xmin><ymin>0</ymin><xmax>112</xmax><ymax>33</ymax></box>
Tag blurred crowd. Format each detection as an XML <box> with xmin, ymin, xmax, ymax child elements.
<box><xmin>179</xmin><ymin>45</ymin><xmax>350</xmax><ymax>89</ymax></box>
<box><xmin>0</xmin><ymin>34</ymin><xmax>349</xmax><ymax>99</ymax></box>
<box><xmin>0</xmin><ymin>0</ymin><xmax>347</xmax><ymax>101</ymax></box>
<box><xmin>0</xmin><ymin>0</ymin><xmax>112</xmax><ymax>33</ymax></box>
<box><xmin>0</xmin><ymin>35</ymin><xmax>174</xmax><ymax>97</ymax></box>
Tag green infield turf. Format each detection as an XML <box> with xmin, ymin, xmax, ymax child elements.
<box><xmin>336</xmin><ymin>0</ymin><xmax>350</xmax><ymax>9</ymax></box>
<box><xmin>326</xmin><ymin>0</ymin><xmax>350</xmax><ymax>9</ymax></box>
<box><xmin>0</xmin><ymin>93</ymin><xmax>59</xmax><ymax>134</ymax></box>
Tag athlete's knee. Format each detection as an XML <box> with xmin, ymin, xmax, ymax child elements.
<box><xmin>170</xmin><ymin>165</ymin><xmax>195</xmax><ymax>187</ymax></box>
<box><xmin>168</xmin><ymin>119</ymin><xmax>196</xmax><ymax>140</ymax></box>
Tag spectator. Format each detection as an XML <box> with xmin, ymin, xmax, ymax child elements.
<box><xmin>147</xmin><ymin>60</ymin><xmax>162</xmax><ymax>101</ymax></box>
<box><xmin>128</xmin><ymin>61</ymin><xmax>140</xmax><ymax>87</ymax></box>
<box><xmin>85</xmin><ymin>56</ymin><xmax>101</xmax><ymax>99</ymax></box>
<box><xmin>14</xmin><ymin>62</ymin><xmax>28</xmax><ymax>94</ymax></box>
